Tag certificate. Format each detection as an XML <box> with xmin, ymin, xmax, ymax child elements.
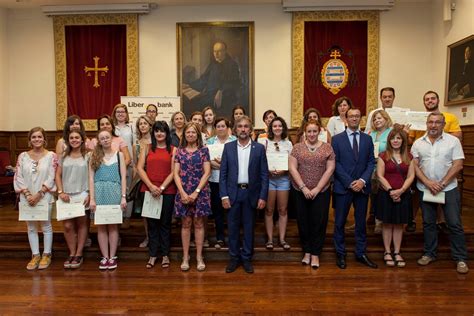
<box><xmin>94</xmin><ymin>205</ymin><xmax>123</xmax><ymax>225</ymax></box>
<box><xmin>266</xmin><ymin>152</ymin><xmax>288</xmax><ymax>171</ymax></box>
<box><xmin>407</xmin><ymin>111</ymin><xmax>430</xmax><ymax>131</ymax></box>
<box><xmin>318</xmin><ymin>130</ymin><xmax>328</xmax><ymax>143</ymax></box>
<box><xmin>207</xmin><ymin>143</ymin><xmax>225</xmax><ymax>160</ymax></box>
<box><xmin>385</xmin><ymin>107</ymin><xmax>410</xmax><ymax>125</ymax></box>
<box><xmin>374</xmin><ymin>142</ymin><xmax>380</xmax><ymax>159</ymax></box>
<box><xmin>56</xmin><ymin>198</ymin><xmax>85</xmax><ymax>221</ymax></box>
<box><xmin>141</xmin><ymin>191</ymin><xmax>163</xmax><ymax>219</ymax></box>
<box><xmin>19</xmin><ymin>202</ymin><xmax>49</xmax><ymax>221</ymax></box>
<box><xmin>422</xmin><ymin>190</ymin><xmax>445</xmax><ymax>204</ymax></box>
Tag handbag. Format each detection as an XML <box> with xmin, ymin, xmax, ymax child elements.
<box><xmin>126</xmin><ymin>144</ymin><xmax>149</xmax><ymax>202</ymax></box>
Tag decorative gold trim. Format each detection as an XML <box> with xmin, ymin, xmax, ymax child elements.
<box><xmin>291</xmin><ymin>11</ymin><xmax>379</xmax><ymax>127</ymax></box>
<box><xmin>53</xmin><ymin>14</ymin><xmax>139</xmax><ymax>131</ymax></box>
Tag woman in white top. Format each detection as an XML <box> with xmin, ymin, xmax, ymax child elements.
<box><xmin>206</xmin><ymin>117</ymin><xmax>236</xmax><ymax>249</ymax></box>
<box><xmin>326</xmin><ymin>96</ymin><xmax>353</xmax><ymax>136</ymax></box>
<box><xmin>259</xmin><ymin>117</ymin><xmax>293</xmax><ymax>250</ymax></box>
<box><xmin>55</xmin><ymin>130</ymin><xmax>90</xmax><ymax>269</ymax></box>
<box><xmin>14</xmin><ymin>127</ymin><xmax>58</xmax><ymax>270</ymax></box>
<box><xmin>133</xmin><ymin>115</ymin><xmax>154</xmax><ymax>248</ymax></box>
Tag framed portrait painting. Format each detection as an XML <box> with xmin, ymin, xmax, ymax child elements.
<box><xmin>177</xmin><ymin>22</ymin><xmax>254</xmax><ymax>120</ymax></box>
<box><xmin>445</xmin><ymin>34</ymin><xmax>474</xmax><ymax>106</ymax></box>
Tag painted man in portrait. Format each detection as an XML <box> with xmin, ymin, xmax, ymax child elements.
<box><xmin>448</xmin><ymin>45</ymin><xmax>473</xmax><ymax>100</ymax></box>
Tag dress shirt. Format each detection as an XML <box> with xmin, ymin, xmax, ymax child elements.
<box><xmin>237</xmin><ymin>139</ymin><xmax>252</xmax><ymax>184</ymax></box>
<box><xmin>345</xmin><ymin>128</ymin><xmax>360</xmax><ymax>151</ymax></box>
<box><xmin>411</xmin><ymin>132</ymin><xmax>464</xmax><ymax>191</ymax></box>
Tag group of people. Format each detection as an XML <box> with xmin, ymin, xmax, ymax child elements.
<box><xmin>13</xmin><ymin>87</ymin><xmax>469</xmax><ymax>275</ymax></box>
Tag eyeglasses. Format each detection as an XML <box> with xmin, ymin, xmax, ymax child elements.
<box><xmin>427</xmin><ymin>121</ymin><xmax>443</xmax><ymax>125</ymax></box>
<box><xmin>274</xmin><ymin>142</ymin><xmax>280</xmax><ymax>151</ymax></box>
<box><xmin>31</xmin><ymin>160</ymin><xmax>38</xmax><ymax>174</ymax></box>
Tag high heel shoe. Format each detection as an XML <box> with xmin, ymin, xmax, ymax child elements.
<box><xmin>197</xmin><ymin>257</ymin><xmax>206</xmax><ymax>272</ymax></box>
<box><xmin>301</xmin><ymin>253</ymin><xmax>311</xmax><ymax>265</ymax></box>
<box><xmin>180</xmin><ymin>256</ymin><xmax>190</xmax><ymax>272</ymax></box>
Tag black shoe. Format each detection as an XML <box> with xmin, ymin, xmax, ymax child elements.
<box><xmin>437</xmin><ymin>222</ymin><xmax>449</xmax><ymax>234</ymax></box>
<box><xmin>336</xmin><ymin>254</ymin><xmax>346</xmax><ymax>269</ymax></box>
<box><xmin>225</xmin><ymin>260</ymin><xmax>240</xmax><ymax>273</ymax></box>
<box><xmin>242</xmin><ymin>260</ymin><xmax>254</xmax><ymax>274</ymax></box>
<box><xmin>405</xmin><ymin>221</ymin><xmax>416</xmax><ymax>233</ymax></box>
<box><xmin>356</xmin><ymin>254</ymin><xmax>378</xmax><ymax>269</ymax></box>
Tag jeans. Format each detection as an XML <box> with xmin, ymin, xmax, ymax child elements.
<box><xmin>419</xmin><ymin>188</ymin><xmax>467</xmax><ymax>261</ymax></box>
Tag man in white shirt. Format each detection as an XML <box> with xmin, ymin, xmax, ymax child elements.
<box><xmin>220</xmin><ymin>116</ymin><xmax>269</xmax><ymax>273</ymax></box>
<box><xmin>411</xmin><ymin>112</ymin><xmax>468</xmax><ymax>274</ymax></box>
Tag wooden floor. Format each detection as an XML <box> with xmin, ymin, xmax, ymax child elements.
<box><xmin>0</xmin><ymin>257</ymin><xmax>472</xmax><ymax>314</ymax></box>
<box><xmin>1</xmin><ymin>201</ymin><xmax>473</xmax><ymax>314</ymax></box>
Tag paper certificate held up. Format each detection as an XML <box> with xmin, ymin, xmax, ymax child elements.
<box><xmin>407</xmin><ymin>111</ymin><xmax>430</xmax><ymax>131</ymax></box>
<box><xmin>422</xmin><ymin>190</ymin><xmax>445</xmax><ymax>204</ymax></box>
<box><xmin>19</xmin><ymin>202</ymin><xmax>49</xmax><ymax>221</ymax></box>
<box><xmin>94</xmin><ymin>205</ymin><xmax>123</xmax><ymax>225</ymax></box>
<box><xmin>266</xmin><ymin>153</ymin><xmax>289</xmax><ymax>171</ymax></box>
<box><xmin>141</xmin><ymin>191</ymin><xmax>163</xmax><ymax>219</ymax></box>
<box><xmin>56</xmin><ymin>199</ymin><xmax>85</xmax><ymax>221</ymax></box>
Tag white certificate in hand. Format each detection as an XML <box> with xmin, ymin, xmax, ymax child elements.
<box><xmin>56</xmin><ymin>198</ymin><xmax>85</xmax><ymax>221</ymax></box>
<box><xmin>141</xmin><ymin>191</ymin><xmax>163</xmax><ymax>219</ymax></box>
<box><xmin>385</xmin><ymin>107</ymin><xmax>410</xmax><ymax>125</ymax></box>
<box><xmin>267</xmin><ymin>152</ymin><xmax>289</xmax><ymax>171</ymax></box>
<box><xmin>94</xmin><ymin>205</ymin><xmax>123</xmax><ymax>225</ymax></box>
<box><xmin>208</xmin><ymin>144</ymin><xmax>225</xmax><ymax>160</ymax></box>
<box><xmin>19</xmin><ymin>202</ymin><xmax>49</xmax><ymax>221</ymax></box>
<box><xmin>422</xmin><ymin>190</ymin><xmax>445</xmax><ymax>204</ymax></box>
<box><xmin>407</xmin><ymin>111</ymin><xmax>430</xmax><ymax>131</ymax></box>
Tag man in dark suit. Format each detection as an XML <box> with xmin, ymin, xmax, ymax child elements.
<box><xmin>331</xmin><ymin>108</ymin><xmax>377</xmax><ymax>269</ymax></box>
<box><xmin>219</xmin><ymin>116</ymin><xmax>269</xmax><ymax>273</ymax></box>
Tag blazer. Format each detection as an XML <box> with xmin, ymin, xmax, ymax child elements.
<box><xmin>331</xmin><ymin>130</ymin><xmax>375</xmax><ymax>194</ymax></box>
<box><xmin>219</xmin><ymin>140</ymin><xmax>269</xmax><ymax>208</ymax></box>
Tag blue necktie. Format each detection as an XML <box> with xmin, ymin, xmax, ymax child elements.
<box><xmin>352</xmin><ymin>132</ymin><xmax>359</xmax><ymax>160</ymax></box>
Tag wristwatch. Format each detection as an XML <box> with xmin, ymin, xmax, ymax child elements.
<box><xmin>160</xmin><ymin>186</ymin><xmax>165</xmax><ymax>191</ymax></box>
<box><xmin>121</xmin><ymin>194</ymin><xmax>126</xmax><ymax>198</ymax></box>
<box><xmin>58</xmin><ymin>190</ymin><xmax>63</xmax><ymax>195</ymax></box>
<box><xmin>195</xmin><ymin>188</ymin><xmax>201</xmax><ymax>193</ymax></box>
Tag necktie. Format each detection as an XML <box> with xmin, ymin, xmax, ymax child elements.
<box><xmin>352</xmin><ymin>132</ymin><xmax>359</xmax><ymax>160</ymax></box>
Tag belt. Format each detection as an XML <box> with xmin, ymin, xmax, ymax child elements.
<box><xmin>238</xmin><ymin>183</ymin><xmax>249</xmax><ymax>189</ymax></box>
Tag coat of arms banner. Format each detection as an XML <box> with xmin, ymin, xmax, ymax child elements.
<box><xmin>291</xmin><ymin>11</ymin><xmax>379</xmax><ymax>127</ymax></box>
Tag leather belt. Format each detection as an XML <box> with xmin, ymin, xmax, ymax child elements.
<box><xmin>238</xmin><ymin>183</ymin><xmax>249</xmax><ymax>189</ymax></box>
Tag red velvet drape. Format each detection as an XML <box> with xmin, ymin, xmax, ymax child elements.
<box><xmin>65</xmin><ymin>25</ymin><xmax>127</xmax><ymax>120</ymax></box>
<box><xmin>304</xmin><ymin>21</ymin><xmax>368</xmax><ymax>117</ymax></box>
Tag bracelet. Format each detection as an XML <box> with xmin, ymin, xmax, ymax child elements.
<box><xmin>388</xmin><ymin>188</ymin><xmax>393</xmax><ymax>192</ymax></box>
<box><xmin>299</xmin><ymin>184</ymin><xmax>306</xmax><ymax>190</ymax></box>
<box><xmin>38</xmin><ymin>190</ymin><xmax>45</xmax><ymax>196</ymax></box>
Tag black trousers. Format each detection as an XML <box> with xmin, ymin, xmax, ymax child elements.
<box><xmin>147</xmin><ymin>194</ymin><xmax>175</xmax><ymax>257</ymax></box>
<box><xmin>210</xmin><ymin>182</ymin><xmax>226</xmax><ymax>241</ymax></box>
<box><xmin>295</xmin><ymin>189</ymin><xmax>330</xmax><ymax>255</ymax></box>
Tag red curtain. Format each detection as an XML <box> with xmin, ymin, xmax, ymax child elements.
<box><xmin>304</xmin><ymin>21</ymin><xmax>368</xmax><ymax>117</ymax></box>
<box><xmin>65</xmin><ymin>25</ymin><xmax>127</xmax><ymax>120</ymax></box>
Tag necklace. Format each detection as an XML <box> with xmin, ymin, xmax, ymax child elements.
<box><xmin>305</xmin><ymin>141</ymin><xmax>319</xmax><ymax>152</ymax></box>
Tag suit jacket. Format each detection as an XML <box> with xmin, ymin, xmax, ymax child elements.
<box><xmin>331</xmin><ymin>129</ymin><xmax>375</xmax><ymax>194</ymax></box>
<box><xmin>219</xmin><ymin>140</ymin><xmax>269</xmax><ymax>208</ymax></box>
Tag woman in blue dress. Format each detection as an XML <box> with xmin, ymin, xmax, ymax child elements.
<box><xmin>89</xmin><ymin>130</ymin><xmax>127</xmax><ymax>270</ymax></box>
<box><xmin>174</xmin><ymin>122</ymin><xmax>211</xmax><ymax>272</ymax></box>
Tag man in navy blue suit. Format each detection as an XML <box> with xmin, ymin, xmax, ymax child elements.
<box><xmin>331</xmin><ymin>108</ymin><xmax>377</xmax><ymax>269</ymax></box>
<box><xmin>219</xmin><ymin>116</ymin><xmax>269</xmax><ymax>273</ymax></box>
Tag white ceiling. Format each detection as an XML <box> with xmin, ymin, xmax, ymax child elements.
<box><xmin>0</xmin><ymin>0</ymin><xmax>281</xmax><ymax>9</ymax></box>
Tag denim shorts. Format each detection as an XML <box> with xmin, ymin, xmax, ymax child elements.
<box><xmin>269</xmin><ymin>175</ymin><xmax>290</xmax><ymax>191</ymax></box>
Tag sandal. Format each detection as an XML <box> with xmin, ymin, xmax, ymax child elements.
<box><xmin>70</xmin><ymin>256</ymin><xmax>83</xmax><ymax>269</ymax></box>
<box><xmin>180</xmin><ymin>257</ymin><xmax>190</xmax><ymax>272</ymax></box>
<box><xmin>146</xmin><ymin>257</ymin><xmax>157</xmax><ymax>269</ymax></box>
<box><xmin>265</xmin><ymin>241</ymin><xmax>274</xmax><ymax>250</ymax></box>
<box><xmin>279</xmin><ymin>240</ymin><xmax>291</xmax><ymax>251</ymax></box>
<box><xmin>393</xmin><ymin>253</ymin><xmax>406</xmax><ymax>268</ymax></box>
<box><xmin>161</xmin><ymin>256</ymin><xmax>170</xmax><ymax>268</ymax></box>
<box><xmin>383</xmin><ymin>252</ymin><xmax>395</xmax><ymax>267</ymax></box>
<box><xmin>63</xmin><ymin>256</ymin><xmax>74</xmax><ymax>269</ymax></box>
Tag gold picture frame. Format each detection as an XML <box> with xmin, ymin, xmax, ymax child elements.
<box><xmin>291</xmin><ymin>11</ymin><xmax>379</xmax><ymax>127</ymax></box>
<box><xmin>177</xmin><ymin>22</ymin><xmax>254</xmax><ymax>120</ymax></box>
<box><xmin>53</xmin><ymin>14</ymin><xmax>139</xmax><ymax>131</ymax></box>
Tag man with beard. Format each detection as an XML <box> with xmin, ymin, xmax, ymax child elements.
<box><xmin>219</xmin><ymin>116</ymin><xmax>269</xmax><ymax>274</ymax></box>
<box><xmin>411</xmin><ymin>112</ymin><xmax>468</xmax><ymax>274</ymax></box>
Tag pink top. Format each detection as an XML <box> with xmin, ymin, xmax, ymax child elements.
<box><xmin>290</xmin><ymin>142</ymin><xmax>335</xmax><ymax>191</ymax></box>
